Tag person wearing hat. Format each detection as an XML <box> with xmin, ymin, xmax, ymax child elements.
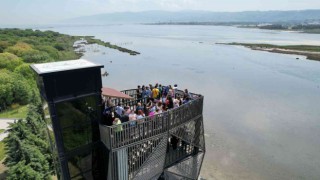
<box><xmin>173</xmin><ymin>84</ymin><xmax>178</xmax><ymax>98</ymax></box>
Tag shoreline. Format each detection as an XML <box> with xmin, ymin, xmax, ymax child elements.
<box><xmin>237</xmin><ymin>26</ymin><xmax>320</xmax><ymax>34</ymax></box>
<box><xmin>219</xmin><ymin>43</ymin><xmax>320</xmax><ymax>61</ymax></box>
<box><xmin>144</xmin><ymin>23</ymin><xmax>320</xmax><ymax>34</ymax></box>
<box><xmin>83</xmin><ymin>36</ymin><xmax>140</xmax><ymax>56</ymax></box>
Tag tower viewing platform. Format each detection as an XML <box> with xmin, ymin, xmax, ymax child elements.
<box><xmin>31</xmin><ymin>59</ymin><xmax>205</xmax><ymax>180</ymax></box>
<box><xmin>100</xmin><ymin>89</ymin><xmax>205</xmax><ymax>180</ymax></box>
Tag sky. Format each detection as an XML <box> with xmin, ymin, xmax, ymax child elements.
<box><xmin>0</xmin><ymin>0</ymin><xmax>320</xmax><ymax>24</ymax></box>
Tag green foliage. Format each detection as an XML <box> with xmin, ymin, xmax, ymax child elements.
<box><xmin>0</xmin><ymin>41</ymin><xmax>10</xmax><ymax>53</ymax></box>
<box><xmin>229</xmin><ymin>43</ymin><xmax>320</xmax><ymax>52</ymax></box>
<box><xmin>4</xmin><ymin>120</ymin><xmax>29</xmax><ymax>166</ymax></box>
<box><xmin>20</xmin><ymin>49</ymin><xmax>53</xmax><ymax>63</ymax></box>
<box><xmin>0</xmin><ymin>104</ymin><xmax>28</xmax><ymax>119</ymax></box>
<box><xmin>0</xmin><ymin>28</ymin><xmax>98</xmax><ymax>178</ymax></box>
<box><xmin>29</xmin><ymin>90</ymin><xmax>45</xmax><ymax>119</ymax></box>
<box><xmin>0</xmin><ymin>70</ymin><xmax>15</xmax><ymax>106</ymax></box>
<box><xmin>228</xmin><ymin>42</ymin><xmax>320</xmax><ymax>61</ymax></box>
<box><xmin>36</xmin><ymin>45</ymin><xmax>59</xmax><ymax>59</ymax></box>
<box><xmin>20</xmin><ymin>143</ymin><xmax>50</xmax><ymax>177</ymax></box>
<box><xmin>0</xmin><ymin>70</ymin><xmax>32</xmax><ymax>109</ymax></box>
<box><xmin>57</xmin><ymin>51</ymin><xmax>81</xmax><ymax>60</ymax></box>
<box><xmin>4</xmin><ymin>42</ymin><xmax>52</xmax><ymax>63</ymax></box>
<box><xmin>14</xmin><ymin>64</ymin><xmax>35</xmax><ymax>81</ymax></box>
<box><xmin>0</xmin><ymin>29</ymin><xmax>82</xmax><ymax>63</ymax></box>
<box><xmin>5</xmin><ymin>95</ymin><xmax>53</xmax><ymax>179</ymax></box>
<box><xmin>6</xmin><ymin>160</ymin><xmax>42</xmax><ymax>180</ymax></box>
<box><xmin>0</xmin><ymin>29</ymin><xmax>88</xmax><ymax>109</ymax></box>
<box><xmin>4</xmin><ymin>42</ymin><xmax>33</xmax><ymax>57</ymax></box>
<box><xmin>0</xmin><ymin>52</ymin><xmax>23</xmax><ymax>71</ymax></box>
<box><xmin>53</xmin><ymin>43</ymin><xmax>66</xmax><ymax>51</ymax></box>
<box><xmin>0</xmin><ymin>141</ymin><xmax>5</xmax><ymax>161</ymax></box>
<box><xmin>12</xmin><ymin>76</ymin><xmax>32</xmax><ymax>105</ymax></box>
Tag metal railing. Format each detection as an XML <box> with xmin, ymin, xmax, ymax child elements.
<box><xmin>100</xmin><ymin>96</ymin><xmax>203</xmax><ymax>149</ymax></box>
<box><xmin>108</xmin><ymin>88</ymin><xmax>200</xmax><ymax>109</ymax></box>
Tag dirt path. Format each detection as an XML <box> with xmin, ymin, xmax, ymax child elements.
<box><xmin>0</xmin><ymin>119</ymin><xmax>15</xmax><ymax>129</ymax></box>
<box><xmin>0</xmin><ymin>159</ymin><xmax>7</xmax><ymax>179</ymax></box>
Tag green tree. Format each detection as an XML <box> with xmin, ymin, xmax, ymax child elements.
<box><xmin>14</xmin><ymin>63</ymin><xmax>35</xmax><ymax>81</ymax></box>
<box><xmin>0</xmin><ymin>70</ymin><xmax>15</xmax><ymax>106</ymax></box>
<box><xmin>5</xmin><ymin>103</ymin><xmax>53</xmax><ymax>178</ymax></box>
<box><xmin>21</xmin><ymin>49</ymin><xmax>53</xmax><ymax>63</ymax></box>
<box><xmin>6</xmin><ymin>160</ymin><xmax>42</xmax><ymax>180</ymax></box>
<box><xmin>0</xmin><ymin>52</ymin><xmax>23</xmax><ymax>71</ymax></box>
<box><xmin>54</xmin><ymin>43</ymin><xmax>67</xmax><ymax>51</ymax></box>
<box><xmin>0</xmin><ymin>41</ymin><xmax>10</xmax><ymax>53</ymax></box>
<box><xmin>0</xmin><ymin>70</ymin><xmax>32</xmax><ymax>107</ymax></box>
<box><xmin>4</xmin><ymin>42</ymin><xmax>33</xmax><ymax>57</ymax></box>
<box><xmin>20</xmin><ymin>142</ymin><xmax>50</xmax><ymax>178</ymax></box>
<box><xmin>4</xmin><ymin>120</ymin><xmax>30</xmax><ymax>166</ymax></box>
<box><xmin>12</xmin><ymin>74</ymin><xmax>32</xmax><ymax>105</ymax></box>
<box><xmin>36</xmin><ymin>45</ymin><xmax>60</xmax><ymax>59</ymax></box>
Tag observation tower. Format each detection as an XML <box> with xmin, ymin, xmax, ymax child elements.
<box><xmin>31</xmin><ymin>59</ymin><xmax>205</xmax><ymax>180</ymax></box>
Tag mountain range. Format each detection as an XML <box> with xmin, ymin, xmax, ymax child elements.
<box><xmin>62</xmin><ymin>10</ymin><xmax>320</xmax><ymax>24</ymax></box>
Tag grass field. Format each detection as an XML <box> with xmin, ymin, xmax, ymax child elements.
<box><xmin>226</xmin><ymin>43</ymin><xmax>320</xmax><ymax>61</ymax></box>
<box><xmin>0</xmin><ymin>105</ymin><xmax>28</xmax><ymax>119</ymax></box>
<box><xmin>228</xmin><ymin>43</ymin><xmax>320</xmax><ymax>52</ymax></box>
<box><xmin>303</xmin><ymin>29</ymin><xmax>320</xmax><ymax>34</ymax></box>
<box><xmin>0</xmin><ymin>141</ymin><xmax>5</xmax><ymax>161</ymax></box>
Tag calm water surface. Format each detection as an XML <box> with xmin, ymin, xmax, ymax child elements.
<box><xmin>43</xmin><ymin>25</ymin><xmax>320</xmax><ymax>179</ymax></box>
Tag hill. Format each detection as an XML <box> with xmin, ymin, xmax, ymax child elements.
<box><xmin>62</xmin><ymin>10</ymin><xmax>320</xmax><ymax>24</ymax></box>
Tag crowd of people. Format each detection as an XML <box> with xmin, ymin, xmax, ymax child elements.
<box><xmin>101</xmin><ymin>83</ymin><xmax>193</xmax><ymax>128</ymax></box>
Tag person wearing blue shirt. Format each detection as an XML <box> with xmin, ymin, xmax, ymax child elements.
<box><xmin>145</xmin><ymin>86</ymin><xmax>151</xmax><ymax>98</ymax></box>
<box><xmin>115</xmin><ymin>103</ymin><xmax>124</xmax><ymax>117</ymax></box>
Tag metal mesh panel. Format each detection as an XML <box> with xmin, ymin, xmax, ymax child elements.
<box><xmin>132</xmin><ymin>135</ymin><xmax>168</xmax><ymax>180</ymax></box>
<box><xmin>163</xmin><ymin>171</ymin><xmax>193</xmax><ymax>180</ymax></box>
<box><xmin>164</xmin><ymin>152</ymin><xmax>205</xmax><ymax>180</ymax></box>
<box><xmin>169</xmin><ymin>116</ymin><xmax>205</xmax><ymax>150</ymax></box>
<box><xmin>110</xmin><ymin>135</ymin><xmax>168</xmax><ymax>180</ymax></box>
<box><xmin>99</xmin><ymin>125</ymin><xmax>111</xmax><ymax>149</ymax></box>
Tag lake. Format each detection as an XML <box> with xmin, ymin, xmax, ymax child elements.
<box><xmin>42</xmin><ymin>24</ymin><xmax>320</xmax><ymax>179</ymax></box>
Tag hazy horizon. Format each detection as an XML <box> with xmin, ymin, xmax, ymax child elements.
<box><xmin>1</xmin><ymin>0</ymin><xmax>320</xmax><ymax>25</ymax></box>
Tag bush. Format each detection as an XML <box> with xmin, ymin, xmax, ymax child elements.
<box><xmin>0</xmin><ymin>52</ymin><xmax>23</xmax><ymax>71</ymax></box>
<box><xmin>35</xmin><ymin>45</ymin><xmax>59</xmax><ymax>60</ymax></box>
<box><xmin>21</xmin><ymin>49</ymin><xmax>53</xmax><ymax>63</ymax></box>
<box><xmin>0</xmin><ymin>70</ymin><xmax>15</xmax><ymax>106</ymax></box>
<box><xmin>14</xmin><ymin>64</ymin><xmax>35</xmax><ymax>81</ymax></box>
<box><xmin>12</xmin><ymin>76</ymin><xmax>32</xmax><ymax>105</ymax></box>
<box><xmin>0</xmin><ymin>70</ymin><xmax>32</xmax><ymax>106</ymax></box>
<box><xmin>4</xmin><ymin>42</ymin><xmax>33</xmax><ymax>57</ymax></box>
<box><xmin>54</xmin><ymin>43</ymin><xmax>66</xmax><ymax>51</ymax></box>
<box><xmin>0</xmin><ymin>41</ymin><xmax>10</xmax><ymax>53</ymax></box>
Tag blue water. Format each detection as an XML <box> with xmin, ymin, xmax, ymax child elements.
<box><xmin>42</xmin><ymin>24</ymin><xmax>320</xmax><ymax>179</ymax></box>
